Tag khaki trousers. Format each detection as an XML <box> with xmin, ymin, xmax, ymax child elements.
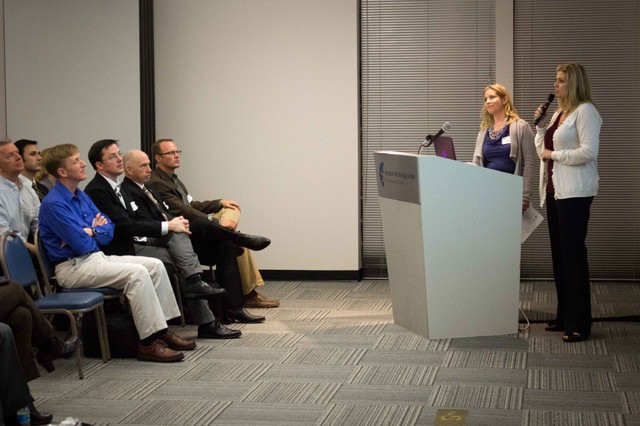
<box><xmin>214</xmin><ymin>207</ymin><xmax>264</xmax><ymax>295</ymax></box>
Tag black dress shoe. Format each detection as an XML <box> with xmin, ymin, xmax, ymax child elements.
<box><xmin>544</xmin><ymin>319</ymin><xmax>564</xmax><ymax>332</ymax></box>
<box><xmin>184</xmin><ymin>280</ymin><xmax>226</xmax><ymax>298</ymax></box>
<box><xmin>224</xmin><ymin>308</ymin><xmax>265</xmax><ymax>324</ymax></box>
<box><xmin>198</xmin><ymin>321</ymin><xmax>242</xmax><ymax>339</ymax></box>
<box><xmin>37</xmin><ymin>336</ymin><xmax>80</xmax><ymax>372</ymax></box>
<box><xmin>562</xmin><ymin>331</ymin><xmax>589</xmax><ymax>343</ymax></box>
<box><xmin>29</xmin><ymin>403</ymin><xmax>53</xmax><ymax>426</ymax></box>
<box><xmin>234</xmin><ymin>233</ymin><xmax>271</xmax><ymax>251</ymax></box>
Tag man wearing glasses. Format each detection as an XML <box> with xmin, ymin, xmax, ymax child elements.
<box><xmin>148</xmin><ymin>138</ymin><xmax>280</xmax><ymax>313</ymax></box>
<box><xmin>85</xmin><ymin>139</ymin><xmax>248</xmax><ymax>337</ymax></box>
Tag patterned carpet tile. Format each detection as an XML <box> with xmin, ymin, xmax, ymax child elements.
<box><xmin>38</xmin><ymin>398</ymin><xmax>143</xmax><ymax>426</ymax></box>
<box><xmin>591</xmin><ymin>283</ymin><xmax>640</xmax><ymax>295</ymax></box>
<box><xmin>236</xmin><ymin>320</ymin><xmax>321</xmax><ymax>334</ymax></box>
<box><xmin>77</xmin><ymin>357</ymin><xmax>194</xmax><ymax>380</ymax></box>
<box><xmin>426</xmin><ymin>384</ymin><xmax>523</xmax><ymax>410</ymax></box>
<box><xmin>448</xmin><ymin>336</ymin><xmax>529</xmax><ymax>351</ymax></box>
<box><xmin>313</xmin><ymin>321</ymin><xmax>387</xmax><ymax>335</ymax></box>
<box><xmin>359</xmin><ymin>349</ymin><xmax>447</xmax><ymax>366</ymax></box>
<box><xmin>120</xmin><ymin>400</ymin><xmax>230</xmax><ymax>425</ymax></box>
<box><xmin>219</xmin><ymin>332</ymin><xmax>304</xmax><ymax>348</ymax></box>
<box><xmin>434</xmin><ymin>368</ymin><xmax>527</xmax><ymax>388</ymax></box>
<box><xmin>348</xmin><ymin>364</ymin><xmax>437</xmax><ymax>386</ymax></box>
<box><xmin>527</xmin><ymin>369</ymin><xmax>616</xmax><ymax>391</ymax></box>
<box><xmin>263</xmin><ymin>309</ymin><xmax>330</xmax><ymax>321</ymax></box>
<box><xmin>61</xmin><ymin>378</ymin><xmax>165</xmax><ymax>399</ymax></box>
<box><xmin>285</xmin><ymin>288</ymin><xmax>352</xmax><ymax>301</ymax></box>
<box><xmin>522</xmin><ymin>410</ymin><xmax>625</xmax><ymax>426</ymax></box>
<box><xmin>323</xmin><ymin>310</ymin><xmax>393</xmax><ymax>322</ymax></box>
<box><xmin>319</xmin><ymin>403</ymin><xmax>422</xmax><ymax>426</ymax></box>
<box><xmin>598</xmin><ymin>303</ymin><xmax>640</xmax><ymax>316</ymax></box>
<box><xmin>605</xmin><ymin>324</ymin><xmax>640</xmax><ymax>340</ymax></box>
<box><xmin>417</xmin><ymin>407</ymin><xmax>523</xmax><ymax>426</ymax></box>
<box><xmin>28</xmin><ymin>377</ymin><xmax>86</xmax><ymax>398</ymax></box>
<box><xmin>281</xmin><ymin>347</ymin><xmax>367</xmax><ymax>366</ymax></box>
<box><xmin>197</xmin><ymin>346</ymin><xmax>293</xmax><ymax>363</ymax></box>
<box><xmin>295</xmin><ymin>333</ymin><xmax>381</xmax><ymax>348</ymax></box>
<box><xmin>374</xmin><ymin>333</ymin><xmax>449</xmax><ymax>351</ymax></box>
<box><xmin>241</xmin><ymin>382</ymin><xmax>341</xmax><ymax>404</ymax></box>
<box><xmin>528</xmin><ymin>337</ymin><xmax>609</xmax><ymax>355</ymax></box>
<box><xmin>605</xmin><ymin>340</ymin><xmax>640</xmax><ymax>354</ymax></box>
<box><xmin>276</xmin><ymin>299</ymin><xmax>346</xmax><ymax>310</ymax></box>
<box><xmin>526</xmin><ymin>353</ymin><xmax>614</xmax><ymax>370</ymax></box>
<box><xmin>443</xmin><ymin>350</ymin><xmax>527</xmax><ymax>369</ymax></box>
<box><xmin>212</xmin><ymin>402</ymin><xmax>326</xmax><ymax>425</ymax></box>
<box><xmin>523</xmin><ymin>389</ymin><xmax>623</xmax><ymax>412</ymax></box>
<box><xmin>337</xmin><ymin>299</ymin><xmax>392</xmax><ymax>311</ymax></box>
<box><xmin>297</xmin><ymin>281</ymin><xmax>362</xmax><ymax>290</ymax></box>
<box><xmin>354</xmin><ymin>280</ymin><xmax>393</xmax><ymax>293</ymax></box>
<box><xmin>177</xmin><ymin>362</ymin><xmax>272</xmax><ymax>381</ymax></box>
<box><xmin>613</xmin><ymin>372</ymin><xmax>640</xmax><ymax>391</ymax></box>
<box><xmin>261</xmin><ymin>364</ymin><xmax>356</xmax><ymax>382</ymax></box>
<box><xmin>621</xmin><ymin>392</ymin><xmax>640</xmax><ymax>414</ymax></box>
<box><xmin>330</xmin><ymin>384</ymin><xmax>431</xmax><ymax>405</ymax></box>
<box><xmin>613</xmin><ymin>354</ymin><xmax>640</xmax><ymax>372</ymax></box>
<box><xmin>144</xmin><ymin>380</ymin><xmax>254</xmax><ymax>401</ymax></box>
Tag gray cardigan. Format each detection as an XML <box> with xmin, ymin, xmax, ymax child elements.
<box><xmin>472</xmin><ymin>119</ymin><xmax>536</xmax><ymax>202</ymax></box>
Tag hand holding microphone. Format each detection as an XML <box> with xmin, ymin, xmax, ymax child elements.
<box><xmin>534</xmin><ymin>94</ymin><xmax>555</xmax><ymax>128</ymax></box>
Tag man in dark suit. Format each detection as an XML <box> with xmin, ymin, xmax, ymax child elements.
<box><xmin>85</xmin><ymin>140</ymin><xmax>258</xmax><ymax>337</ymax></box>
<box><xmin>147</xmin><ymin>138</ymin><xmax>279</xmax><ymax>309</ymax></box>
<box><xmin>120</xmin><ymin>148</ymin><xmax>264</xmax><ymax>324</ymax></box>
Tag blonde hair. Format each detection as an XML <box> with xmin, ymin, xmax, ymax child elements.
<box><xmin>43</xmin><ymin>144</ymin><xmax>79</xmax><ymax>178</ymax></box>
<box><xmin>556</xmin><ymin>63</ymin><xmax>594</xmax><ymax>113</ymax></box>
<box><xmin>480</xmin><ymin>83</ymin><xmax>520</xmax><ymax>130</ymax></box>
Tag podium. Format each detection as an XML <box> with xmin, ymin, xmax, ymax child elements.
<box><xmin>374</xmin><ymin>151</ymin><xmax>522</xmax><ymax>339</ymax></box>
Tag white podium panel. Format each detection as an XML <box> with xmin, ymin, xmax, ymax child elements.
<box><xmin>375</xmin><ymin>151</ymin><xmax>522</xmax><ymax>339</ymax></box>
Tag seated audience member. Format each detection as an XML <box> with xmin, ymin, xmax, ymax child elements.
<box><xmin>35</xmin><ymin>148</ymin><xmax>56</xmax><ymax>196</ymax></box>
<box><xmin>148</xmin><ymin>138</ymin><xmax>279</xmax><ymax>309</ymax></box>
<box><xmin>0</xmin><ymin>322</ymin><xmax>53</xmax><ymax>425</ymax></box>
<box><xmin>0</xmin><ymin>279</ymin><xmax>79</xmax><ymax>378</ymax></box>
<box><xmin>84</xmin><ymin>139</ymin><xmax>249</xmax><ymax>335</ymax></box>
<box><xmin>38</xmin><ymin>143</ymin><xmax>195</xmax><ymax>362</ymax></box>
<box><xmin>14</xmin><ymin>139</ymin><xmax>49</xmax><ymax>201</ymax></box>
<box><xmin>0</xmin><ymin>140</ymin><xmax>40</xmax><ymax>255</ymax></box>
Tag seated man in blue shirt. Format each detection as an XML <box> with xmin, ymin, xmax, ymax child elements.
<box><xmin>38</xmin><ymin>144</ymin><xmax>195</xmax><ymax>363</ymax></box>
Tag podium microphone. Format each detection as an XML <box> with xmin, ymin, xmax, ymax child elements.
<box><xmin>423</xmin><ymin>122</ymin><xmax>451</xmax><ymax>148</ymax></box>
<box><xmin>534</xmin><ymin>94</ymin><xmax>555</xmax><ymax>126</ymax></box>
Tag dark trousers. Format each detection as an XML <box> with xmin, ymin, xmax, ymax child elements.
<box><xmin>546</xmin><ymin>193</ymin><xmax>594</xmax><ymax>334</ymax></box>
<box><xmin>0</xmin><ymin>323</ymin><xmax>34</xmax><ymax>422</ymax></box>
<box><xmin>189</xmin><ymin>217</ymin><xmax>244</xmax><ymax>310</ymax></box>
<box><xmin>0</xmin><ymin>281</ymin><xmax>54</xmax><ymax>381</ymax></box>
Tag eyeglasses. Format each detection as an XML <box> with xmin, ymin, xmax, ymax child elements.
<box><xmin>101</xmin><ymin>151</ymin><xmax>123</xmax><ymax>162</ymax></box>
<box><xmin>157</xmin><ymin>150</ymin><xmax>182</xmax><ymax>157</ymax></box>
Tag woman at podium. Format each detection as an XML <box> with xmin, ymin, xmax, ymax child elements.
<box><xmin>472</xmin><ymin>83</ymin><xmax>536</xmax><ymax>213</ymax></box>
<box><xmin>534</xmin><ymin>63</ymin><xmax>601</xmax><ymax>343</ymax></box>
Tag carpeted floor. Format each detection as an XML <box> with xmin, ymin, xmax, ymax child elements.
<box><xmin>28</xmin><ymin>280</ymin><xmax>640</xmax><ymax>425</ymax></box>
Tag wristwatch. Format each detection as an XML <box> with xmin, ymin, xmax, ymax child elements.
<box><xmin>91</xmin><ymin>228</ymin><xmax>96</xmax><ymax>237</ymax></box>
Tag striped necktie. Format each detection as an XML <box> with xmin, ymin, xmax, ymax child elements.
<box><xmin>171</xmin><ymin>175</ymin><xmax>190</xmax><ymax>205</ymax></box>
<box><xmin>31</xmin><ymin>181</ymin><xmax>45</xmax><ymax>201</ymax></box>
<box><xmin>115</xmin><ymin>184</ymin><xmax>126</xmax><ymax>208</ymax></box>
<box><xmin>143</xmin><ymin>186</ymin><xmax>168</xmax><ymax>220</ymax></box>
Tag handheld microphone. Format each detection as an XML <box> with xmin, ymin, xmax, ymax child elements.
<box><xmin>423</xmin><ymin>122</ymin><xmax>451</xmax><ymax>147</ymax></box>
<box><xmin>534</xmin><ymin>94</ymin><xmax>555</xmax><ymax>126</ymax></box>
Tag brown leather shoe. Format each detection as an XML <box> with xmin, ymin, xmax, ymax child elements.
<box><xmin>158</xmin><ymin>330</ymin><xmax>196</xmax><ymax>351</ymax></box>
<box><xmin>244</xmin><ymin>290</ymin><xmax>280</xmax><ymax>308</ymax></box>
<box><xmin>137</xmin><ymin>340</ymin><xmax>184</xmax><ymax>363</ymax></box>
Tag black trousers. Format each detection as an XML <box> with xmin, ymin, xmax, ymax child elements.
<box><xmin>0</xmin><ymin>323</ymin><xmax>33</xmax><ymax>422</ymax></box>
<box><xmin>546</xmin><ymin>193</ymin><xmax>594</xmax><ymax>334</ymax></box>
<box><xmin>189</xmin><ymin>217</ymin><xmax>244</xmax><ymax>310</ymax></box>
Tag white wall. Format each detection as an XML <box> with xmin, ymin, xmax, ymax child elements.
<box><xmin>3</xmin><ymin>0</ymin><xmax>140</xmax><ymax>172</ymax></box>
<box><xmin>154</xmin><ymin>0</ymin><xmax>360</xmax><ymax>271</ymax></box>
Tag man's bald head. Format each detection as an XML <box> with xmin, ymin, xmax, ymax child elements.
<box><xmin>123</xmin><ymin>150</ymin><xmax>152</xmax><ymax>184</ymax></box>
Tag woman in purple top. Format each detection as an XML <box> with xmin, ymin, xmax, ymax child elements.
<box><xmin>472</xmin><ymin>83</ymin><xmax>536</xmax><ymax>213</ymax></box>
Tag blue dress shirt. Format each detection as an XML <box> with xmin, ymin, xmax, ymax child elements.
<box><xmin>38</xmin><ymin>182</ymin><xmax>114</xmax><ymax>263</ymax></box>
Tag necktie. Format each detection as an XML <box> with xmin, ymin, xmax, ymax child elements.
<box><xmin>115</xmin><ymin>184</ymin><xmax>126</xmax><ymax>208</ymax></box>
<box><xmin>32</xmin><ymin>181</ymin><xmax>45</xmax><ymax>201</ymax></box>
<box><xmin>143</xmin><ymin>186</ymin><xmax>168</xmax><ymax>220</ymax></box>
<box><xmin>171</xmin><ymin>175</ymin><xmax>190</xmax><ymax>205</ymax></box>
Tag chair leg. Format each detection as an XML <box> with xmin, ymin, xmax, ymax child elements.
<box><xmin>67</xmin><ymin>312</ymin><xmax>84</xmax><ymax>380</ymax></box>
<box><xmin>95</xmin><ymin>305</ymin><xmax>111</xmax><ymax>362</ymax></box>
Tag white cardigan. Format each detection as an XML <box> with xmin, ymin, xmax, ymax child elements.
<box><xmin>535</xmin><ymin>102</ymin><xmax>601</xmax><ymax>206</ymax></box>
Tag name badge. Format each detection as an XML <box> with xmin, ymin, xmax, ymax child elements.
<box><xmin>501</xmin><ymin>136</ymin><xmax>511</xmax><ymax>145</ymax></box>
<box><xmin>163</xmin><ymin>201</ymin><xmax>169</xmax><ymax>210</ymax></box>
<box><xmin>130</xmin><ymin>201</ymin><xmax>139</xmax><ymax>211</ymax></box>
<box><xmin>187</xmin><ymin>194</ymin><xmax>193</xmax><ymax>203</ymax></box>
